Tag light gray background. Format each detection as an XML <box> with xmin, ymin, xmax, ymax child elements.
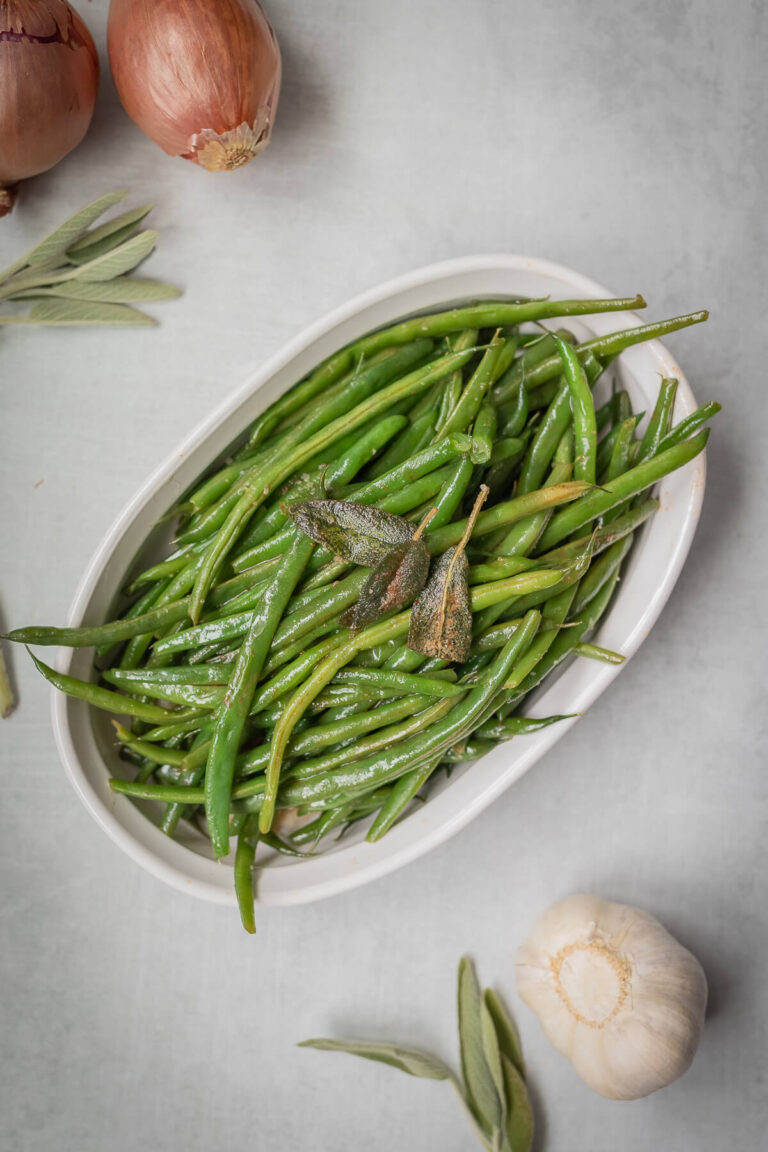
<box><xmin>1</xmin><ymin>2</ymin><xmax>765</xmax><ymax>1149</ymax></box>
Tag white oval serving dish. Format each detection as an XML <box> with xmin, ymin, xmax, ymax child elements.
<box><xmin>52</xmin><ymin>255</ymin><xmax>706</xmax><ymax>907</ymax></box>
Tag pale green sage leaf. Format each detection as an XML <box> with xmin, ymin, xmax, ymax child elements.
<box><xmin>287</xmin><ymin>499</ymin><xmax>413</xmax><ymax>565</ymax></box>
<box><xmin>298</xmin><ymin>1038</ymin><xmax>453</xmax><ymax>1081</ymax></box>
<box><xmin>23</xmin><ymin>191</ymin><xmax>128</xmax><ymax>268</ymax></box>
<box><xmin>27</xmin><ymin>300</ymin><xmax>156</xmax><ymax>327</ymax></box>
<box><xmin>501</xmin><ymin>1054</ymin><xmax>534</xmax><ymax>1152</ymax></box>
<box><xmin>69</xmin><ymin>230</ymin><xmax>158</xmax><ymax>283</ymax></box>
<box><xmin>484</xmin><ymin>990</ymin><xmax>525</xmax><ymax>1078</ymax></box>
<box><xmin>458</xmin><ymin>956</ymin><xmax>504</xmax><ymax>1138</ymax></box>
<box><xmin>66</xmin><ymin>205</ymin><xmax>153</xmax><ymax>262</ymax></box>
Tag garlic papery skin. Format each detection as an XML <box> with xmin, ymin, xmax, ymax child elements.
<box><xmin>515</xmin><ymin>894</ymin><xmax>707</xmax><ymax>1100</ymax></box>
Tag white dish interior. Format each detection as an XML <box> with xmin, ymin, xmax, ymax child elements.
<box><xmin>52</xmin><ymin>255</ymin><xmax>705</xmax><ymax>906</ymax></box>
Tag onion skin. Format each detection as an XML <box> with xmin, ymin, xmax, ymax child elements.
<box><xmin>0</xmin><ymin>0</ymin><xmax>99</xmax><ymax>215</ymax></box>
<box><xmin>107</xmin><ymin>0</ymin><xmax>282</xmax><ymax>172</ymax></box>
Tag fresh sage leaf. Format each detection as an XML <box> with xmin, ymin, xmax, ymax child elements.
<box><xmin>8</xmin><ymin>279</ymin><xmax>182</xmax><ymax>304</ymax></box>
<box><xmin>484</xmin><ymin>990</ymin><xmax>525</xmax><ymax>1078</ymax></box>
<box><xmin>458</xmin><ymin>956</ymin><xmax>504</xmax><ymax>1139</ymax></box>
<box><xmin>481</xmin><ymin>1000</ymin><xmax>507</xmax><ymax>1135</ymax></box>
<box><xmin>26</xmin><ymin>300</ymin><xmax>156</xmax><ymax>327</ymax></box>
<box><xmin>408</xmin><ymin>486</ymin><xmax>488</xmax><ymax>661</ymax></box>
<box><xmin>66</xmin><ymin>205</ymin><xmax>154</xmax><ymax>262</ymax></box>
<box><xmin>298</xmin><ymin>1038</ymin><xmax>453</xmax><ymax>1081</ymax></box>
<box><xmin>23</xmin><ymin>190</ymin><xmax>128</xmax><ymax>267</ymax></box>
<box><xmin>344</xmin><ymin>537</ymin><xmax>430</xmax><ymax>631</ymax></box>
<box><xmin>500</xmin><ymin>1054</ymin><xmax>534</xmax><ymax>1152</ymax></box>
<box><xmin>69</xmin><ymin>230</ymin><xmax>158</xmax><ymax>283</ymax></box>
<box><xmin>287</xmin><ymin>499</ymin><xmax>413</xmax><ymax>565</ymax></box>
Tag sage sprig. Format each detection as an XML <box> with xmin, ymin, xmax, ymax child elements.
<box><xmin>0</xmin><ymin>190</ymin><xmax>180</xmax><ymax>327</ymax></box>
<box><xmin>299</xmin><ymin>956</ymin><xmax>535</xmax><ymax>1152</ymax></box>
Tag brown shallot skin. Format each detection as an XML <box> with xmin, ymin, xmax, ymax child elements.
<box><xmin>107</xmin><ymin>0</ymin><xmax>282</xmax><ymax>172</ymax></box>
<box><xmin>0</xmin><ymin>0</ymin><xmax>99</xmax><ymax>215</ymax></box>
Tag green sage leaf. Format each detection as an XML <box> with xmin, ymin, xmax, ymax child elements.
<box><xmin>298</xmin><ymin>1038</ymin><xmax>453</xmax><ymax>1081</ymax></box>
<box><xmin>22</xmin><ymin>190</ymin><xmax>128</xmax><ymax>267</ymax></box>
<box><xmin>484</xmin><ymin>990</ymin><xmax>525</xmax><ymax>1078</ymax></box>
<box><xmin>345</xmin><ymin>537</ymin><xmax>430</xmax><ymax>631</ymax></box>
<box><xmin>66</xmin><ymin>205</ymin><xmax>154</xmax><ymax>262</ymax></box>
<box><xmin>26</xmin><ymin>300</ymin><xmax>156</xmax><ymax>327</ymax></box>
<box><xmin>69</xmin><ymin>230</ymin><xmax>158</xmax><ymax>283</ymax></box>
<box><xmin>8</xmin><ymin>279</ymin><xmax>181</xmax><ymax>304</ymax></box>
<box><xmin>501</xmin><ymin>1054</ymin><xmax>534</xmax><ymax>1152</ymax></box>
<box><xmin>287</xmin><ymin>499</ymin><xmax>413</xmax><ymax>565</ymax></box>
<box><xmin>458</xmin><ymin>956</ymin><xmax>504</xmax><ymax>1139</ymax></box>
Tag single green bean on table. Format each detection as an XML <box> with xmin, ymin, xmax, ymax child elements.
<box><xmin>7</xmin><ymin>297</ymin><xmax>717</xmax><ymax>929</ymax></box>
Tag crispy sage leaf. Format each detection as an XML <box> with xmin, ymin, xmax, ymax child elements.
<box><xmin>458</xmin><ymin>956</ymin><xmax>504</xmax><ymax>1139</ymax></box>
<box><xmin>298</xmin><ymin>1038</ymin><xmax>453</xmax><ymax>1081</ymax></box>
<box><xmin>287</xmin><ymin>499</ymin><xmax>413</xmax><ymax>565</ymax></box>
<box><xmin>408</xmin><ymin>486</ymin><xmax>489</xmax><ymax>660</ymax></box>
<box><xmin>501</xmin><ymin>1054</ymin><xmax>534</xmax><ymax>1152</ymax></box>
<box><xmin>484</xmin><ymin>990</ymin><xmax>525</xmax><ymax>1078</ymax></box>
<box><xmin>344</xmin><ymin>537</ymin><xmax>430</xmax><ymax>631</ymax></box>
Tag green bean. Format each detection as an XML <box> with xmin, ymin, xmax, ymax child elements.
<box><xmin>278</xmin><ymin>611</ymin><xmax>540</xmax><ymax>810</ymax></box>
<box><xmin>205</xmin><ymin>530</ymin><xmax>313</xmax><ymax>858</ymax></box>
<box><xmin>541</xmin><ymin>499</ymin><xmax>659</xmax><ymax>564</ymax></box>
<box><xmin>493</xmin><ymin>311</ymin><xmax>707</xmax><ymax>402</ymax></box>
<box><xmin>603</xmin><ymin>416</ymin><xmax>641</xmax><ymax>487</ymax></box>
<box><xmin>552</xmin><ymin>333</ymin><xmax>597</xmax><ymax>484</ymax></box>
<box><xmin>113</xmin><ymin>724</ymin><xmax>187</xmax><ymax>767</ymax></box>
<box><xmin>537</xmin><ymin>430</ymin><xmax>709</xmax><ymax>551</ymax></box>
<box><xmin>235</xmin><ymin>817</ymin><xmax>260</xmax><ymax>933</ymax></box>
<box><xmin>637</xmin><ymin>377</ymin><xmax>678</xmax><ymax>462</ymax></box>
<box><xmin>190</xmin><ymin>343</ymin><xmax>481</xmax><ymax>623</ymax></box>
<box><xmin>425</xmin><ymin>481</ymin><xmax>591</xmax><ymax>554</ymax></box>
<box><xmin>425</xmin><ymin>456</ymin><xmax>474</xmax><ymax>529</ymax></box>
<box><xmin>439</xmin><ymin>333</ymin><xmax>505</xmax><ymax>436</ymax></box>
<box><xmin>332</xmin><ymin>668</ymin><xmax>462</xmax><ymax>698</ymax></box>
<box><xmin>354</xmin><ymin>297</ymin><xmax>646</xmax><ymax>357</ymax></box>
<box><xmin>476</xmin><ymin>713</ymin><xmax>575</xmax><ymax>740</ymax></box>
<box><xmin>365</xmin><ymin>756</ymin><xmax>440</xmax><ymax>841</ymax></box>
<box><xmin>575</xmin><ymin>642</ymin><xmax>624</xmax><ymax>665</ymax></box>
<box><xmin>655</xmin><ymin>401</ymin><xmax>721</xmax><ymax>454</ymax></box>
<box><xmin>366</xmin><ymin>410</ymin><xmax>436</xmax><ymax>479</ymax></box>
<box><xmin>289</xmin><ymin>698</ymin><xmax>454</xmax><ymax>780</ymax></box>
<box><xmin>435</xmin><ymin>329</ymin><xmax>477</xmax><ymax>433</ymax></box>
<box><xmin>570</xmin><ymin>536</ymin><xmax>634</xmax><ymax>616</ymax></box>
<box><xmin>29</xmin><ymin>652</ymin><xmax>193</xmax><ymax>723</ymax></box>
<box><xmin>470</xmin><ymin>401</ymin><xmax>498</xmax><ymax>464</ymax></box>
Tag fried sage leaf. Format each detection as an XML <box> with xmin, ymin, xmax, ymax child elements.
<box><xmin>287</xmin><ymin>499</ymin><xmax>413</xmax><ymax>565</ymax></box>
<box><xmin>344</xmin><ymin>537</ymin><xmax>431</xmax><ymax>631</ymax></box>
<box><xmin>408</xmin><ymin>486</ymin><xmax>489</xmax><ymax>661</ymax></box>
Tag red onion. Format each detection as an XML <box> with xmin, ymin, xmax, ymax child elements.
<box><xmin>107</xmin><ymin>0</ymin><xmax>281</xmax><ymax>172</ymax></box>
<box><xmin>0</xmin><ymin>0</ymin><xmax>99</xmax><ymax>216</ymax></box>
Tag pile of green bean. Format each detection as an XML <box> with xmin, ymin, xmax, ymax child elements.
<box><xmin>8</xmin><ymin>295</ymin><xmax>719</xmax><ymax>931</ymax></box>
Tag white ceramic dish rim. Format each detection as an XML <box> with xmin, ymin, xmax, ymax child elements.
<box><xmin>51</xmin><ymin>254</ymin><xmax>705</xmax><ymax>907</ymax></box>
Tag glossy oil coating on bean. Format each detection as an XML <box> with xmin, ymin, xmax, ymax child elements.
<box><xmin>8</xmin><ymin>297</ymin><xmax>718</xmax><ymax>928</ymax></box>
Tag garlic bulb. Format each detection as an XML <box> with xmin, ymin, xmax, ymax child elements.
<box><xmin>515</xmin><ymin>894</ymin><xmax>707</xmax><ymax>1100</ymax></box>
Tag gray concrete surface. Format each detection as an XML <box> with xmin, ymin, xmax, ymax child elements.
<box><xmin>1</xmin><ymin>1</ymin><xmax>765</xmax><ymax>1149</ymax></box>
